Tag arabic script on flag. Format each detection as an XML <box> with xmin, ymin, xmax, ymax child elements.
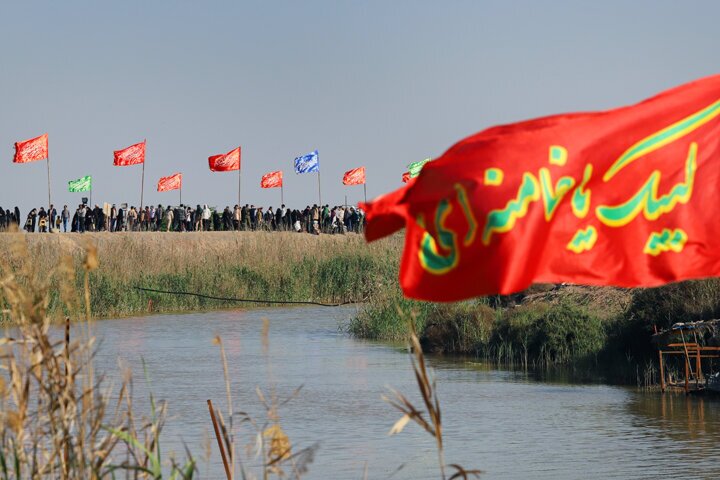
<box><xmin>157</xmin><ymin>173</ymin><xmax>182</xmax><ymax>192</ymax></box>
<box><xmin>114</xmin><ymin>141</ymin><xmax>146</xmax><ymax>166</ymax></box>
<box><xmin>261</xmin><ymin>171</ymin><xmax>283</xmax><ymax>188</ymax></box>
<box><xmin>209</xmin><ymin>147</ymin><xmax>241</xmax><ymax>172</ymax></box>
<box><xmin>362</xmin><ymin>75</ymin><xmax>720</xmax><ymax>301</ymax></box>
<box><xmin>343</xmin><ymin>167</ymin><xmax>366</xmax><ymax>186</ymax></box>
<box><xmin>14</xmin><ymin>134</ymin><xmax>49</xmax><ymax>163</ymax></box>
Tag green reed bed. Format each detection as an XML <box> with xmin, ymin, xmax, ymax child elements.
<box><xmin>1</xmin><ymin>231</ymin><xmax>403</xmax><ymax>320</ymax></box>
<box><xmin>348</xmin><ymin>279</ymin><xmax>720</xmax><ymax>384</ymax></box>
<box><xmin>0</xmin><ymin>233</ymin><xmax>481</xmax><ymax>479</ymax></box>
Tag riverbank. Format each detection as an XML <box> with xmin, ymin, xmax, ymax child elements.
<box><xmin>5</xmin><ymin>230</ymin><xmax>719</xmax><ymax>384</ymax></box>
<box><xmin>0</xmin><ymin>231</ymin><xmax>402</xmax><ymax>319</ymax></box>
<box><xmin>348</xmin><ymin>276</ymin><xmax>720</xmax><ymax>384</ymax></box>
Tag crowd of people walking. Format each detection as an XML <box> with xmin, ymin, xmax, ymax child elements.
<box><xmin>0</xmin><ymin>203</ymin><xmax>365</xmax><ymax>235</ymax></box>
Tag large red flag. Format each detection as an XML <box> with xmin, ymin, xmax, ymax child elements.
<box><xmin>362</xmin><ymin>74</ymin><xmax>720</xmax><ymax>301</ymax></box>
<box><xmin>261</xmin><ymin>170</ymin><xmax>283</xmax><ymax>188</ymax></box>
<box><xmin>208</xmin><ymin>147</ymin><xmax>241</xmax><ymax>172</ymax></box>
<box><xmin>14</xmin><ymin>134</ymin><xmax>48</xmax><ymax>163</ymax></box>
<box><xmin>343</xmin><ymin>167</ymin><xmax>366</xmax><ymax>186</ymax></box>
<box><xmin>114</xmin><ymin>141</ymin><xmax>146</xmax><ymax>166</ymax></box>
<box><xmin>157</xmin><ymin>173</ymin><xmax>182</xmax><ymax>192</ymax></box>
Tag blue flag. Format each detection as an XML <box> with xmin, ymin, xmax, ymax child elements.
<box><xmin>294</xmin><ymin>150</ymin><xmax>320</xmax><ymax>174</ymax></box>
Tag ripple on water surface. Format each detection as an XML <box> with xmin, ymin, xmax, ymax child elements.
<box><xmin>85</xmin><ymin>307</ymin><xmax>720</xmax><ymax>479</ymax></box>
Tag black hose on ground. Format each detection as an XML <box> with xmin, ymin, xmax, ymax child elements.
<box><xmin>133</xmin><ymin>286</ymin><xmax>358</xmax><ymax>307</ymax></box>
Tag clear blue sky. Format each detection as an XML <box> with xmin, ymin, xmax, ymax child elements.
<box><xmin>1</xmin><ymin>0</ymin><xmax>718</xmax><ymax>212</ymax></box>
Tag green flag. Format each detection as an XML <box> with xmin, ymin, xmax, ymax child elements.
<box><xmin>68</xmin><ymin>175</ymin><xmax>92</xmax><ymax>193</ymax></box>
<box><xmin>407</xmin><ymin>158</ymin><xmax>431</xmax><ymax>178</ymax></box>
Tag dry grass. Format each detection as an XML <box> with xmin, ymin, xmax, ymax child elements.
<box><xmin>1</xmin><ymin>230</ymin><xmax>483</xmax><ymax>478</ymax></box>
<box><xmin>207</xmin><ymin>330</ymin><xmax>318</xmax><ymax>480</ymax></box>
<box><xmin>0</xmin><ymin>231</ymin><xmax>196</xmax><ymax>479</ymax></box>
<box><xmin>10</xmin><ymin>231</ymin><xmax>398</xmax><ymax>278</ymax></box>
<box><xmin>0</xmin><ymin>231</ymin><xmax>403</xmax><ymax>320</ymax></box>
<box><xmin>384</xmin><ymin>318</ymin><xmax>482</xmax><ymax>480</ymax></box>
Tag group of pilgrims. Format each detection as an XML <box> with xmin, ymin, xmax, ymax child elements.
<box><xmin>0</xmin><ymin>203</ymin><xmax>365</xmax><ymax>234</ymax></box>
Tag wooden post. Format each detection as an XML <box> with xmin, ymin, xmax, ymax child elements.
<box><xmin>207</xmin><ymin>399</ymin><xmax>232</xmax><ymax>480</ymax></box>
<box><xmin>685</xmin><ymin>359</ymin><xmax>690</xmax><ymax>395</ymax></box>
<box><xmin>696</xmin><ymin>347</ymin><xmax>702</xmax><ymax>389</ymax></box>
<box><xmin>658</xmin><ymin>350</ymin><xmax>666</xmax><ymax>393</ymax></box>
<box><xmin>65</xmin><ymin>316</ymin><xmax>70</xmax><ymax>375</ymax></box>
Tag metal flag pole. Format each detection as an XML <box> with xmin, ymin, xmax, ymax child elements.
<box><xmin>281</xmin><ymin>183</ymin><xmax>284</xmax><ymax>205</ymax></box>
<box><xmin>140</xmin><ymin>161</ymin><xmax>145</xmax><ymax>209</ymax></box>
<box><xmin>238</xmin><ymin>166</ymin><xmax>242</xmax><ymax>207</ymax></box>
<box><xmin>316</xmin><ymin>151</ymin><xmax>321</xmax><ymax>206</ymax></box>
<box><xmin>90</xmin><ymin>184</ymin><xmax>93</xmax><ymax>208</ymax></box>
<box><xmin>179</xmin><ymin>185</ymin><xmax>182</xmax><ymax>205</ymax></box>
<box><xmin>46</xmin><ymin>152</ymin><xmax>52</xmax><ymax>210</ymax></box>
<box><xmin>363</xmin><ymin>182</ymin><xmax>367</xmax><ymax>204</ymax></box>
<box><xmin>317</xmin><ymin>170</ymin><xmax>322</xmax><ymax>205</ymax></box>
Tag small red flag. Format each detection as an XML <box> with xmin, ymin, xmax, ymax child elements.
<box><xmin>14</xmin><ymin>134</ymin><xmax>48</xmax><ymax>163</ymax></box>
<box><xmin>208</xmin><ymin>147</ymin><xmax>241</xmax><ymax>172</ymax></box>
<box><xmin>114</xmin><ymin>141</ymin><xmax>146</xmax><ymax>166</ymax></box>
<box><xmin>362</xmin><ymin>74</ymin><xmax>720</xmax><ymax>301</ymax></box>
<box><xmin>157</xmin><ymin>173</ymin><xmax>182</xmax><ymax>192</ymax></box>
<box><xmin>401</xmin><ymin>171</ymin><xmax>411</xmax><ymax>183</ymax></box>
<box><xmin>343</xmin><ymin>167</ymin><xmax>366</xmax><ymax>186</ymax></box>
<box><xmin>261</xmin><ymin>170</ymin><xmax>283</xmax><ymax>188</ymax></box>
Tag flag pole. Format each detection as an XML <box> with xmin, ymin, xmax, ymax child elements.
<box><xmin>317</xmin><ymin>151</ymin><xmax>321</xmax><ymax>205</ymax></box>
<box><xmin>317</xmin><ymin>170</ymin><xmax>322</xmax><ymax>206</ymax></box>
<box><xmin>281</xmin><ymin>183</ymin><xmax>284</xmax><ymax>205</ymax></box>
<box><xmin>179</xmin><ymin>185</ymin><xmax>182</xmax><ymax>205</ymax></box>
<box><xmin>238</xmin><ymin>166</ymin><xmax>242</xmax><ymax>207</ymax></box>
<box><xmin>140</xmin><ymin>161</ymin><xmax>145</xmax><ymax>209</ymax></box>
<box><xmin>363</xmin><ymin>183</ymin><xmax>367</xmax><ymax>204</ymax></box>
<box><xmin>46</xmin><ymin>154</ymin><xmax>52</xmax><ymax>210</ymax></box>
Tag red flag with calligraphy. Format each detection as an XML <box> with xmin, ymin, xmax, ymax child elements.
<box><xmin>343</xmin><ymin>167</ymin><xmax>366</xmax><ymax>185</ymax></box>
<box><xmin>114</xmin><ymin>141</ymin><xmax>146</xmax><ymax>166</ymax></box>
<box><xmin>362</xmin><ymin>74</ymin><xmax>720</xmax><ymax>301</ymax></box>
<box><xmin>14</xmin><ymin>134</ymin><xmax>48</xmax><ymax>163</ymax></box>
<box><xmin>401</xmin><ymin>171</ymin><xmax>411</xmax><ymax>183</ymax></box>
<box><xmin>157</xmin><ymin>173</ymin><xmax>182</xmax><ymax>192</ymax></box>
<box><xmin>208</xmin><ymin>147</ymin><xmax>241</xmax><ymax>172</ymax></box>
<box><xmin>261</xmin><ymin>170</ymin><xmax>283</xmax><ymax>188</ymax></box>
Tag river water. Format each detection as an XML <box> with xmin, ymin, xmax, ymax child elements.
<box><xmin>89</xmin><ymin>307</ymin><xmax>719</xmax><ymax>479</ymax></box>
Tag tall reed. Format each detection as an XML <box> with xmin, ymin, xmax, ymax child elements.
<box><xmin>384</xmin><ymin>318</ymin><xmax>482</xmax><ymax>480</ymax></box>
<box><xmin>2</xmin><ymin>232</ymin><xmax>402</xmax><ymax>320</ymax></box>
<box><xmin>0</xmin><ymin>231</ymin><xmax>195</xmax><ymax>478</ymax></box>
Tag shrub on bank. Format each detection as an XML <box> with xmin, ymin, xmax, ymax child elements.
<box><xmin>348</xmin><ymin>278</ymin><xmax>720</xmax><ymax>383</ymax></box>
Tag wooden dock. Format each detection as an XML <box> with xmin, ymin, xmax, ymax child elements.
<box><xmin>655</xmin><ymin>320</ymin><xmax>720</xmax><ymax>395</ymax></box>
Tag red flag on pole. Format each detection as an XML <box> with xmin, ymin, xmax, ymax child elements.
<box><xmin>14</xmin><ymin>134</ymin><xmax>48</xmax><ymax>163</ymax></box>
<box><xmin>342</xmin><ymin>167</ymin><xmax>366</xmax><ymax>186</ymax></box>
<box><xmin>114</xmin><ymin>141</ymin><xmax>146</xmax><ymax>166</ymax></box>
<box><xmin>208</xmin><ymin>147</ymin><xmax>241</xmax><ymax>172</ymax></box>
<box><xmin>157</xmin><ymin>173</ymin><xmax>182</xmax><ymax>192</ymax></box>
<box><xmin>260</xmin><ymin>171</ymin><xmax>283</xmax><ymax>188</ymax></box>
<box><xmin>401</xmin><ymin>171</ymin><xmax>411</xmax><ymax>183</ymax></box>
<box><xmin>362</xmin><ymin>74</ymin><xmax>720</xmax><ymax>301</ymax></box>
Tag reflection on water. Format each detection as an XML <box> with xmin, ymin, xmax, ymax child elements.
<box><xmin>84</xmin><ymin>307</ymin><xmax>720</xmax><ymax>479</ymax></box>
